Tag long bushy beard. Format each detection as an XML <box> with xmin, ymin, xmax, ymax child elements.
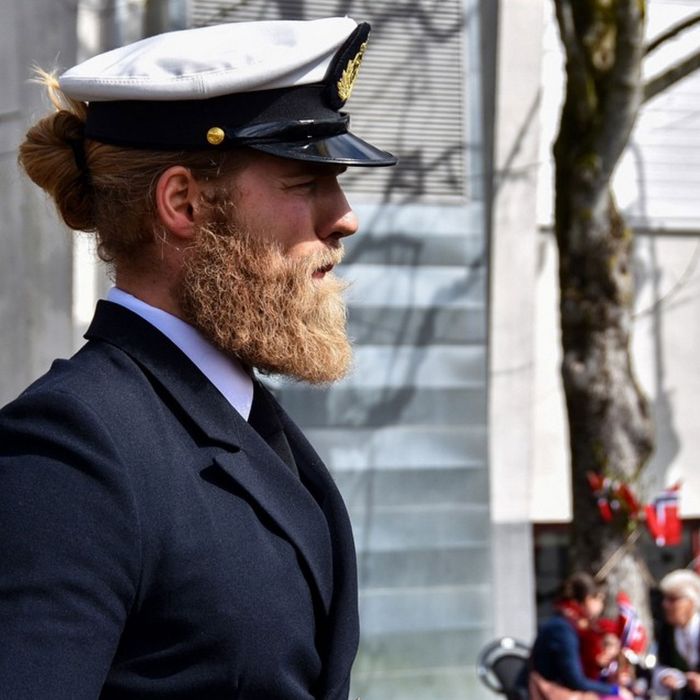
<box><xmin>178</xmin><ymin>220</ymin><xmax>352</xmax><ymax>384</ymax></box>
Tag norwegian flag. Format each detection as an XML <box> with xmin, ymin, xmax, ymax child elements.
<box><xmin>616</xmin><ymin>592</ymin><xmax>647</xmax><ymax>654</ymax></box>
<box><xmin>617</xmin><ymin>482</ymin><xmax>641</xmax><ymax>518</ymax></box>
<box><xmin>587</xmin><ymin>471</ymin><xmax>613</xmax><ymax>522</ymax></box>
<box><xmin>645</xmin><ymin>483</ymin><xmax>682</xmax><ymax>547</ymax></box>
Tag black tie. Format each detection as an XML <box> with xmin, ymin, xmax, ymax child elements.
<box><xmin>247</xmin><ymin>382</ymin><xmax>299</xmax><ymax>477</ymax></box>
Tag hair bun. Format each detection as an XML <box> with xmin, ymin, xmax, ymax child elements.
<box><xmin>18</xmin><ymin>109</ymin><xmax>96</xmax><ymax>232</ymax></box>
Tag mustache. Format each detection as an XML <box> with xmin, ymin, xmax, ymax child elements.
<box><xmin>293</xmin><ymin>244</ymin><xmax>345</xmax><ymax>275</ymax></box>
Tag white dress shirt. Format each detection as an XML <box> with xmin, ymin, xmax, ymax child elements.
<box><xmin>653</xmin><ymin>612</ymin><xmax>700</xmax><ymax>696</ymax></box>
<box><xmin>675</xmin><ymin>612</ymin><xmax>700</xmax><ymax>669</ymax></box>
<box><xmin>106</xmin><ymin>287</ymin><xmax>254</xmax><ymax>420</ymax></box>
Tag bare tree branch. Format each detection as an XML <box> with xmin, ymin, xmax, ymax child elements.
<box><xmin>645</xmin><ymin>11</ymin><xmax>700</xmax><ymax>55</ymax></box>
<box><xmin>643</xmin><ymin>47</ymin><xmax>700</xmax><ymax>103</ymax></box>
<box><xmin>597</xmin><ymin>0</ymin><xmax>645</xmax><ymax>178</ymax></box>
<box><xmin>554</xmin><ymin>0</ymin><xmax>596</xmax><ymax>124</ymax></box>
<box><xmin>554</xmin><ymin>0</ymin><xmax>577</xmax><ymax>56</ymax></box>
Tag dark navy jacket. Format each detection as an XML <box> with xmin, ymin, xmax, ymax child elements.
<box><xmin>530</xmin><ymin>613</ymin><xmax>620</xmax><ymax>696</ymax></box>
<box><xmin>0</xmin><ymin>301</ymin><xmax>359</xmax><ymax>699</ymax></box>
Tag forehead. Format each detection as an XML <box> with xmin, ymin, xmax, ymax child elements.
<box><xmin>242</xmin><ymin>151</ymin><xmax>348</xmax><ymax>178</ymax></box>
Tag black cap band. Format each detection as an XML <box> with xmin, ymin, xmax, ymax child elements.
<box><xmin>85</xmin><ymin>84</ymin><xmax>340</xmax><ymax>150</ymax></box>
<box><xmin>84</xmin><ymin>82</ymin><xmax>396</xmax><ymax>166</ymax></box>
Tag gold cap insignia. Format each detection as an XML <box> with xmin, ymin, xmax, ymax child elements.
<box><xmin>337</xmin><ymin>41</ymin><xmax>367</xmax><ymax>104</ymax></box>
<box><xmin>206</xmin><ymin>126</ymin><xmax>225</xmax><ymax>145</ymax></box>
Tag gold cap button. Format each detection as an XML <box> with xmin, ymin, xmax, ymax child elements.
<box><xmin>206</xmin><ymin>127</ymin><xmax>225</xmax><ymax>145</ymax></box>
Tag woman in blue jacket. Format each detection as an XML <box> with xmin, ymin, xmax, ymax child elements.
<box><xmin>529</xmin><ymin>572</ymin><xmax>633</xmax><ymax>699</ymax></box>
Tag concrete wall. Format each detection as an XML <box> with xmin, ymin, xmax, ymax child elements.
<box><xmin>487</xmin><ymin>0</ymin><xmax>543</xmax><ymax>642</ymax></box>
<box><xmin>0</xmin><ymin>0</ymin><xmax>78</xmax><ymax>406</ymax></box>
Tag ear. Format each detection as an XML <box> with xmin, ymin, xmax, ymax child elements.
<box><xmin>154</xmin><ymin>166</ymin><xmax>201</xmax><ymax>242</ymax></box>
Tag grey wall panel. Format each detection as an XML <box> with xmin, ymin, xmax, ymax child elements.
<box><xmin>345</xmin><ymin>230</ymin><xmax>486</xmax><ymax>267</ymax></box>
<box><xmin>354</xmin><ymin>628</ymin><xmax>487</xmax><ymax>672</ymax></box>
<box><xmin>343</xmin><ymin>265</ymin><xmax>487</xmax><ymax>308</ymax></box>
<box><xmin>357</xmin><ymin>543</ymin><xmax>491</xmax><ymax>588</ymax></box>
<box><xmin>347</xmin><ymin>306</ymin><xmax>487</xmax><ymax>346</ymax></box>
<box><xmin>277</xmin><ymin>386</ymin><xmax>487</xmax><ymax>427</ymax></box>
<box><xmin>304</xmin><ymin>426</ymin><xmax>487</xmax><ymax>470</ymax></box>
<box><xmin>339</xmin><ymin>345</ymin><xmax>487</xmax><ymax>388</ymax></box>
<box><xmin>354</xmin><ymin>641</ymin><xmax>487</xmax><ymax>700</ymax></box>
<box><xmin>352</xmin><ymin>506</ymin><xmax>489</xmax><ymax>552</ymax></box>
<box><xmin>360</xmin><ymin>585</ymin><xmax>491</xmax><ymax>635</ymax></box>
<box><xmin>337</xmin><ymin>467</ymin><xmax>490</xmax><ymax>509</ymax></box>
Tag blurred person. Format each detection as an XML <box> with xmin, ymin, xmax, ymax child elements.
<box><xmin>0</xmin><ymin>17</ymin><xmax>396</xmax><ymax>700</ymax></box>
<box><xmin>581</xmin><ymin>619</ymin><xmax>624</xmax><ymax>682</ymax></box>
<box><xmin>526</xmin><ymin>572</ymin><xmax>634</xmax><ymax>700</ymax></box>
<box><xmin>580</xmin><ymin>592</ymin><xmax>649</xmax><ymax>698</ymax></box>
<box><xmin>653</xmin><ymin>569</ymin><xmax>700</xmax><ymax>699</ymax></box>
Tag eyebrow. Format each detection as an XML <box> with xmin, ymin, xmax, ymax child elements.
<box><xmin>285</xmin><ymin>163</ymin><xmax>348</xmax><ymax>177</ymax></box>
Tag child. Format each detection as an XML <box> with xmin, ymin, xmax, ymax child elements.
<box><xmin>580</xmin><ymin>593</ymin><xmax>648</xmax><ymax>699</ymax></box>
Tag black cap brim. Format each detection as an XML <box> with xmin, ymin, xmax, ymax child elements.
<box><xmin>250</xmin><ymin>131</ymin><xmax>397</xmax><ymax>167</ymax></box>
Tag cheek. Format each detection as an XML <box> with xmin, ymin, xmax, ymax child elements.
<box><xmin>664</xmin><ymin>606</ymin><xmax>679</xmax><ymax>622</ymax></box>
<box><xmin>254</xmin><ymin>205</ymin><xmax>315</xmax><ymax>252</ymax></box>
<box><xmin>682</xmin><ymin>603</ymin><xmax>695</xmax><ymax>620</ymax></box>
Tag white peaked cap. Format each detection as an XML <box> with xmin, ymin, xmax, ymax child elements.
<box><xmin>55</xmin><ymin>17</ymin><xmax>397</xmax><ymax>166</ymax></box>
<box><xmin>60</xmin><ymin>17</ymin><xmax>359</xmax><ymax>101</ymax></box>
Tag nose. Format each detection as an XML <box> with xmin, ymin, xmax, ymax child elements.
<box><xmin>334</xmin><ymin>206</ymin><xmax>359</xmax><ymax>239</ymax></box>
<box><xmin>318</xmin><ymin>180</ymin><xmax>359</xmax><ymax>242</ymax></box>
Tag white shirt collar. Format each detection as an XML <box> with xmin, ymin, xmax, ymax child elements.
<box><xmin>106</xmin><ymin>287</ymin><xmax>254</xmax><ymax>420</ymax></box>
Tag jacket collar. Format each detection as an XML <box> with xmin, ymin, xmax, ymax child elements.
<box><xmin>86</xmin><ymin>300</ymin><xmax>246</xmax><ymax>450</ymax></box>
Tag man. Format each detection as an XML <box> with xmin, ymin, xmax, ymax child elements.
<box><xmin>0</xmin><ymin>17</ymin><xmax>396</xmax><ymax>700</ymax></box>
<box><xmin>654</xmin><ymin>570</ymin><xmax>700</xmax><ymax>699</ymax></box>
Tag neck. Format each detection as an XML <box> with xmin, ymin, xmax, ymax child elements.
<box><xmin>115</xmin><ymin>265</ymin><xmax>183</xmax><ymax>319</ymax></box>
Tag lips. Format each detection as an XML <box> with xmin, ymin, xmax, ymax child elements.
<box><xmin>313</xmin><ymin>263</ymin><xmax>334</xmax><ymax>279</ymax></box>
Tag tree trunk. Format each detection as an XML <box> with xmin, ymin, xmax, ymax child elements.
<box><xmin>553</xmin><ymin>0</ymin><xmax>654</xmax><ymax>616</ymax></box>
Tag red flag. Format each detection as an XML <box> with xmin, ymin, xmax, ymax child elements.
<box><xmin>617</xmin><ymin>482</ymin><xmax>641</xmax><ymax>517</ymax></box>
<box><xmin>587</xmin><ymin>471</ymin><xmax>613</xmax><ymax>522</ymax></box>
<box><xmin>616</xmin><ymin>592</ymin><xmax>647</xmax><ymax>654</ymax></box>
<box><xmin>645</xmin><ymin>483</ymin><xmax>682</xmax><ymax>547</ymax></box>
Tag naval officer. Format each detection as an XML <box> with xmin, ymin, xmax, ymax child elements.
<box><xmin>0</xmin><ymin>17</ymin><xmax>395</xmax><ymax>699</ymax></box>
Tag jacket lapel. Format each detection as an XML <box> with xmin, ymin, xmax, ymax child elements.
<box><xmin>85</xmin><ymin>301</ymin><xmax>334</xmax><ymax>612</ymax></box>
<box><xmin>212</xmin><ymin>446</ymin><xmax>333</xmax><ymax>613</ymax></box>
<box><xmin>273</xmin><ymin>397</ymin><xmax>360</xmax><ymax>699</ymax></box>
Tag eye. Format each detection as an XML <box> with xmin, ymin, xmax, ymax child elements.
<box><xmin>285</xmin><ymin>176</ymin><xmax>316</xmax><ymax>190</ymax></box>
<box><xmin>284</xmin><ymin>178</ymin><xmax>319</xmax><ymax>194</ymax></box>
<box><xmin>282</xmin><ymin>169</ymin><xmax>342</xmax><ymax>192</ymax></box>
